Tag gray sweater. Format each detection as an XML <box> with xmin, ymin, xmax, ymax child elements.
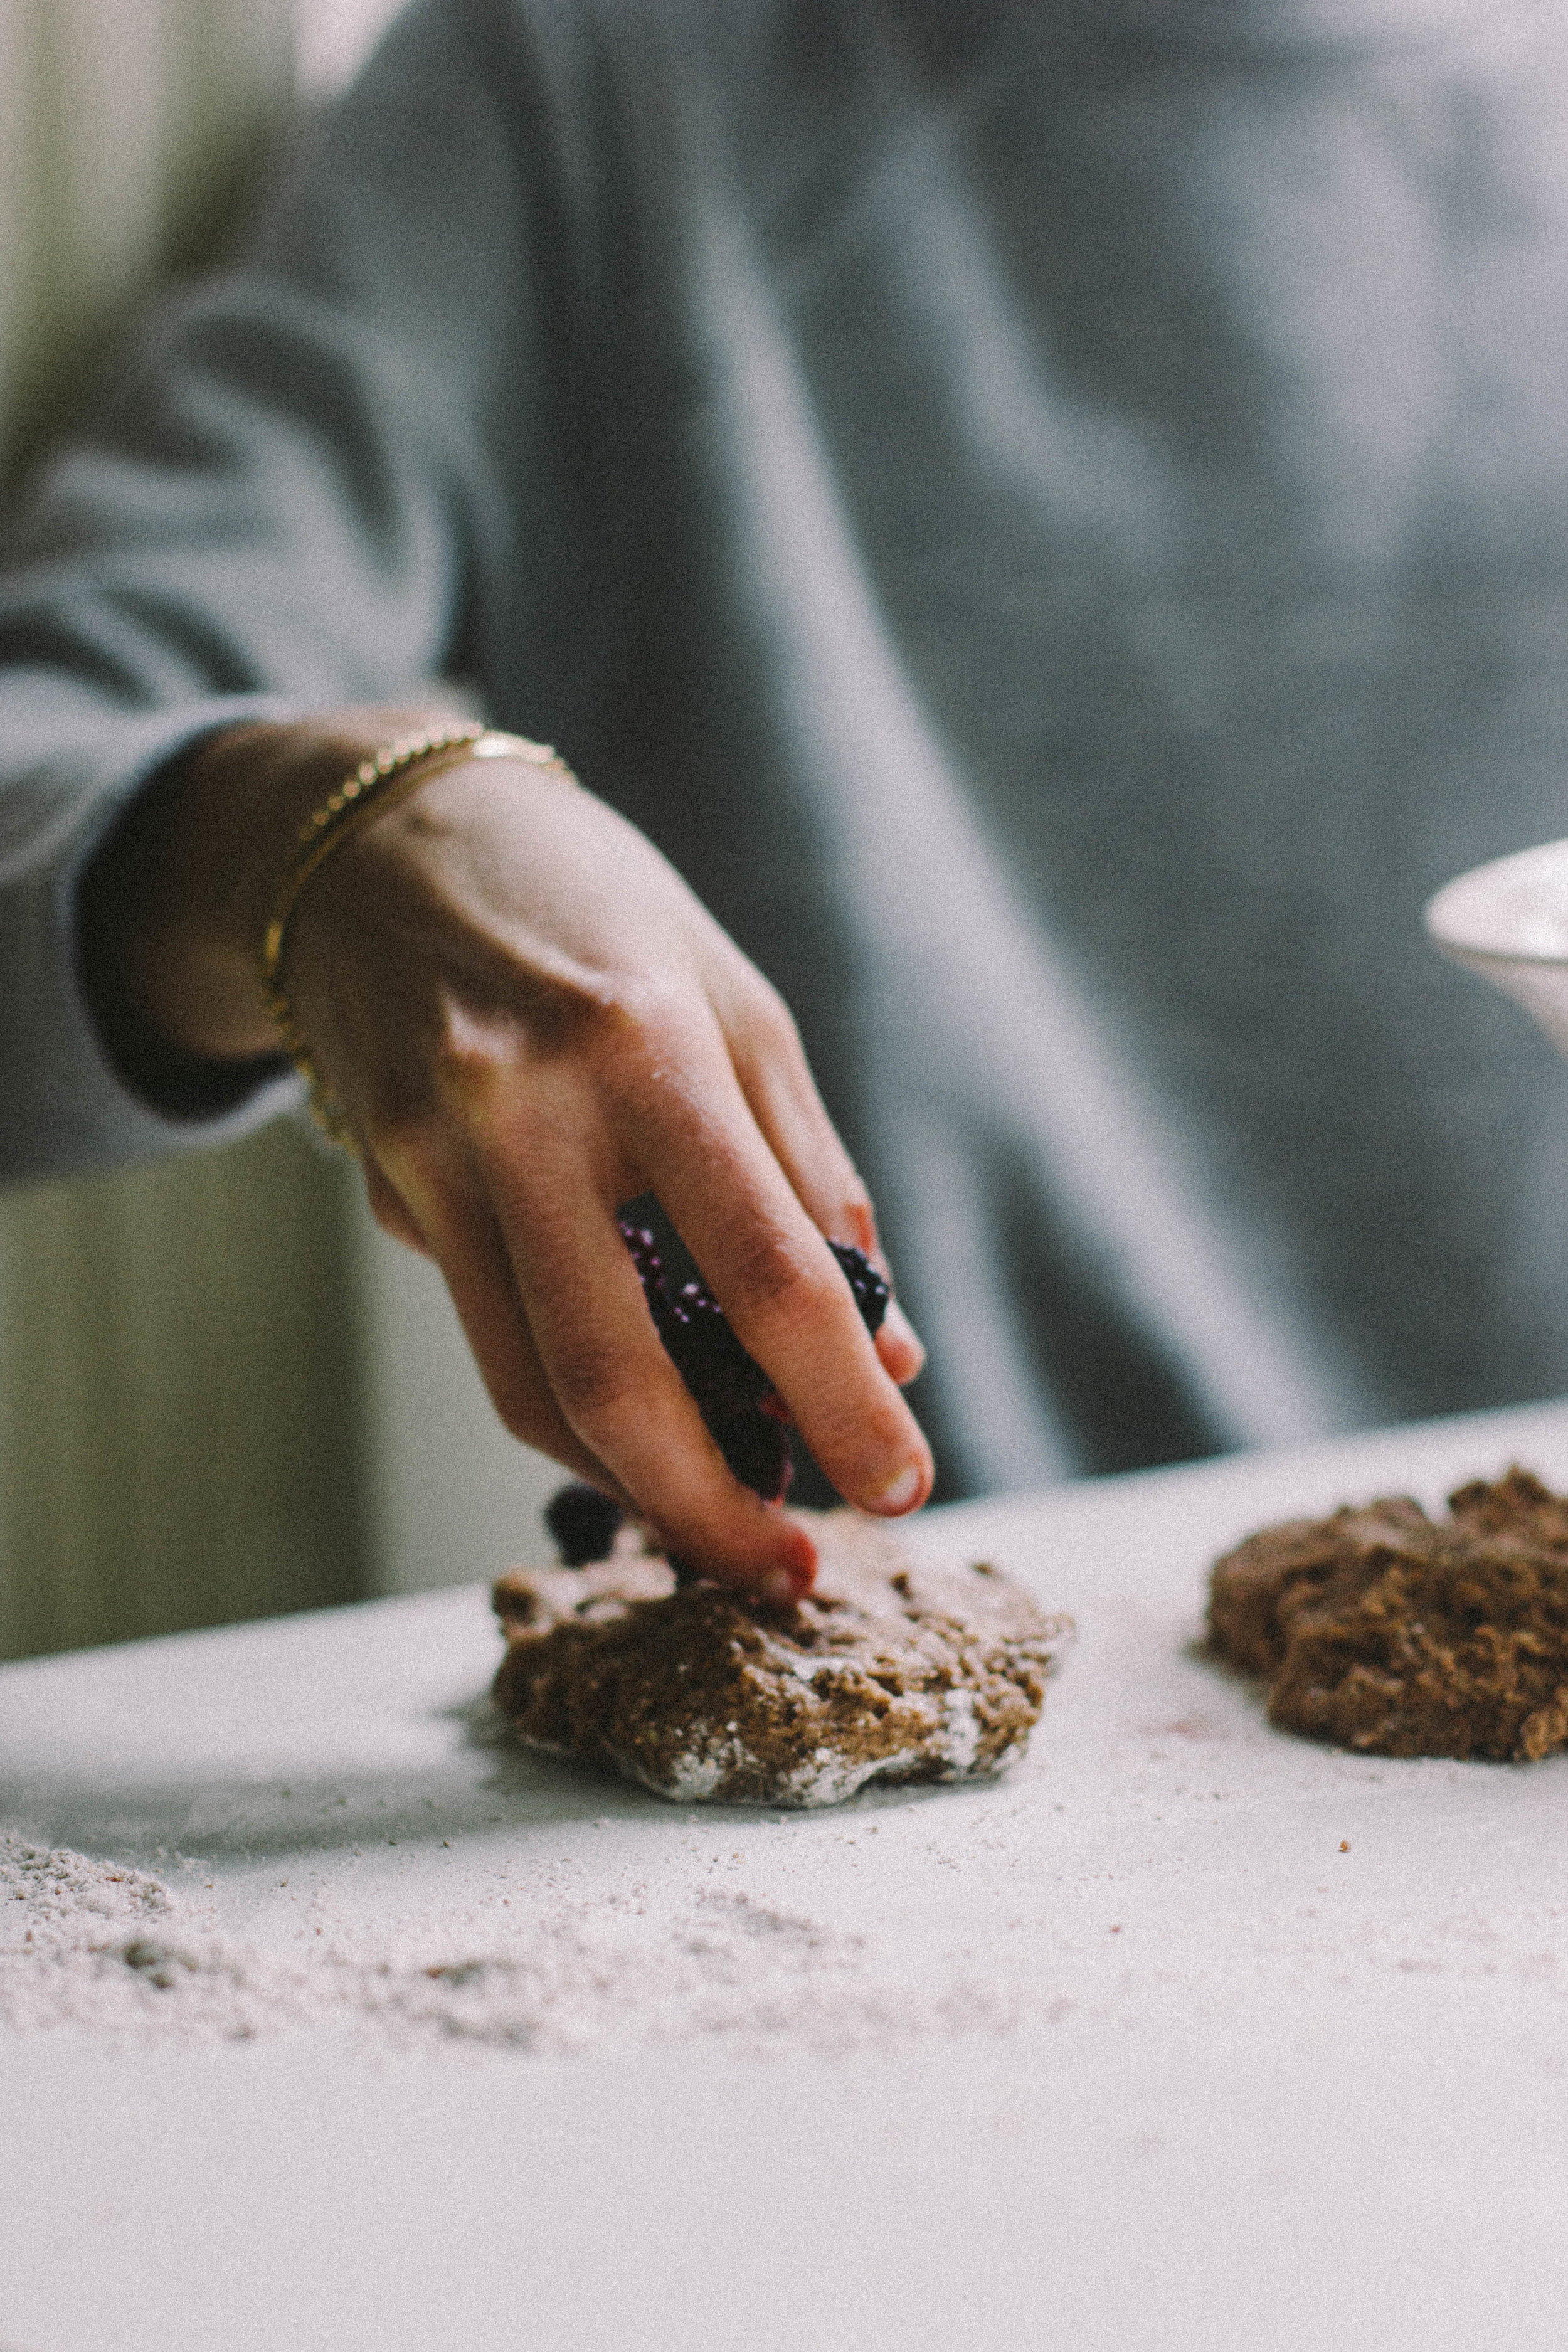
<box><xmin>4</xmin><ymin>0</ymin><xmax>1568</xmax><ymax>1491</ymax></box>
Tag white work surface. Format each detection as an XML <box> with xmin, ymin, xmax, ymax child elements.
<box><xmin>6</xmin><ymin>1399</ymin><xmax>1568</xmax><ymax>2352</ymax></box>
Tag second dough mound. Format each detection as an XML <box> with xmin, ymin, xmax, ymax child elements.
<box><xmin>1208</xmin><ymin>1466</ymin><xmax>1568</xmax><ymax>1761</ymax></box>
<box><xmin>493</xmin><ymin>1511</ymin><xmax>1069</xmax><ymax>1808</ymax></box>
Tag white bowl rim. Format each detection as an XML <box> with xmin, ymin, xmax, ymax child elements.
<box><xmin>1424</xmin><ymin>837</ymin><xmax>1568</xmax><ymax>968</ymax></box>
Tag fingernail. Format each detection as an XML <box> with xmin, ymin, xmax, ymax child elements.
<box><xmin>761</xmin><ymin>1534</ymin><xmax>815</xmax><ymax>1602</ymax></box>
<box><xmin>874</xmin><ymin>1461</ymin><xmax>924</xmax><ymax>1513</ymax></box>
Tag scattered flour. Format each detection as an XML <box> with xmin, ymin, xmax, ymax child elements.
<box><xmin>0</xmin><ymin>1834</ymin><xmax>1028</xmax><ymax>2057</ymax></box>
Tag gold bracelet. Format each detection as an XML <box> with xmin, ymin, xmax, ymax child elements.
<box><xmin>258</xmin><ymin>723</ymin><xmax>571</xmax><ymax>1143</ymax></box>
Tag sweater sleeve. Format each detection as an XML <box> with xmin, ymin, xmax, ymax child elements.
<box><xmin>0</xmin><ymin>0</ymin><xmax>585</xmax><ymax>1184</ymax></box>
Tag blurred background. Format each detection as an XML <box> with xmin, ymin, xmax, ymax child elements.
<box><xmin>0</xmin><ymin>0</ymin><xmax>560</xmax><ymax>1661</ymax></box>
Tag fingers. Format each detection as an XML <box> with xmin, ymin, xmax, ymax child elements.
<box><xmin>448</xmin><ymin>1106</ymin><xmax>817</xmax><ymax>1595</ymax></box>
<box><xmin>292</xmin><ymin>751</ymin><xmax>926</xmax><ymax>1583</ymax></box>
<box><xmin>720</xmin><ymin>978</ymin><xmax>874</xmax><ymax>1244</ymax></box>
<box><xmin>361</xmin><ymin>1157</ymin><xmax>433</xmax><ymax>1256</ymax></box>
<box><xmin>877</xmin><ymin>1300</ymin><xmax>926</xmax><ymax>1387</ymax></box>
<box><xmin>601</xmin><ymin>1012</ymin><xmax>934</xmax><ymax>1520</ymax></box>
<box><xmin>720</xmin><ymin>980</ymin><xmax>926</xmax><ymax>1388</ymax></box>
<box><xmin>368</xmin><ymin>1136</ymin><xmax>633</xmax><ymax>1505</ymax></box>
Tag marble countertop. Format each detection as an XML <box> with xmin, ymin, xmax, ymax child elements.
<box><xmin>6</xmin><ymin>1395</ymin><xmax>1568</xmax><ymax>2352</ymax></box>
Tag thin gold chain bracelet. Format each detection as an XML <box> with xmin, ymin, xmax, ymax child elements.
<box><xmin>258</xmin><ymin>723</ymin><xmax>572</xmax><ymax>1143</ymax></box>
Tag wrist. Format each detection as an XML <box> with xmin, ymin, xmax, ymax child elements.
<box><xmin>262</xmin><ymin>723</ymin><xmax>566</xmax><ymax>1139</ymax></box>
<box><xmin>79</xmin><ymin>703</ymin><xmax>480</xmax><ymax>1076</ymax></box>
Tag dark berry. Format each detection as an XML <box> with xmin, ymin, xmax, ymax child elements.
<box><xmin>544</xmin><ymin>1481</ymin><xmax>623</xmax><ymax>1565</ymax></box>
<box><xmin>707</xmin><ymin>1409</ymin><xmax>792</xmax><ymax>1500</ymax></box>
<box><xmin>617</xmin><ymin>1224</ymin><xmax>770</xmax><ymax>1420</ymax></box>
<box><xmin>829</xmin><ymin>1241</ymin><xmax>890</xmax><ymax>1337</ymax></box>
<box><xmin>618</xmin><ymin>1222</ymin><xmax>891</xmax><ymax>1501</ymax></box>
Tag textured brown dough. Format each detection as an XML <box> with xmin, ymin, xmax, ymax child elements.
<box><xmin>1207</xmin><ymin>1466</ymin><xmax>1568</xmax><ymax>1761</ymax></box>
<box><xmin>492</xmin><ymin>1510</ymin><xmax>1071</xmax><ymax>1807</ymax></box>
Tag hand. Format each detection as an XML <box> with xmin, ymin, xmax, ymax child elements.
<box><xmin>84</xmin><ymin>707</ymin><xmax>931</xmax><ymax>1595</ymax></box>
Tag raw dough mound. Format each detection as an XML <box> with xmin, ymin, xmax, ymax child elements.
<box><xmin>1208</xmin><ymin>1466</ymin><xmax>1568</xmax><ymax>1761</ymax></box>
<box><xmin>492</xmin><ymin>1511</ymin><xmax>1070</xmax><ymax>1808</ymax></box>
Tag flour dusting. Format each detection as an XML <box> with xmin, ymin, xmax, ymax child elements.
<box><xmin>0</xmin><ymin>1834</ymin><xmax>1028</xmax><ymax>2056</ymax></box>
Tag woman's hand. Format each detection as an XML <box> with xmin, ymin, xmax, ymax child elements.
<box><xmin>83</xmin><ymin>706</ymin><xmax>931</xmax><ymax>1596</ymax></box>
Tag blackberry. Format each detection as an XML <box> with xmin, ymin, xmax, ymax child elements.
<box><xmin>618</xmin><ymin>1222</ymin><xmax>891</xmax><ymax>1500</ymax></box>
<box><xmin>830</xmin><ymin>1241</ymin><xmax>891</xmax><ymax>1338</ymax></box>
<box><xmin>703</xmin><ymin>1407</ymin><xmax>792</xmax><ymax>1503</ymax></box>
<box><xmin>544</xmin><ymin>1480</ymin><xmax>623</xmax><ymax>1565</ymax></box>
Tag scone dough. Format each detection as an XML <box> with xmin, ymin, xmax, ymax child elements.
<box><xmin>492</xmin><ymin>1510</ymin><xmax>1070</xmax><ymax>1807</ymax></box>
<box><xmin>1209</xmin><ymin>1466</ymin><xmax>1568</xmax><ymax>1761</ymax></box>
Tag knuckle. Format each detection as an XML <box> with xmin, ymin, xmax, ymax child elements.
<box><xmin>590</xmin><ymin>975</ymin><xmax>695</xmax><ymax>1062</ymax></box>
<box><xmin>512</xmin><ymin>968</ymin><xmax>696</xmax><ymax>1084</ymax></box>
<box><xmin>549</xmin><ymin>1337</ymin><xmax>638</xmax><ymax>1424</ymax></box>
<box><xmin>748</xmin><ymin>979</ymin><xmax>802</xmax><ymax>1055</ymax></box>
<box><xmin>430</xmin><ymin>1024</ymin><xmax>508</xmax><ymax>1107</ymax></box>
<box><xmin>723</xmin><ymin>1227</ymin><xmax>825</xmax><ymax>1328</ymax></box>
<box><xmin>492</xmin><ymin>960</ymin><xmax>623</xmax><ymax>1058</ymax></box>
<box><xmin>734</xmin><ymin>992</ymin><xmax>809</xmax><ymax>1086</ymax></box>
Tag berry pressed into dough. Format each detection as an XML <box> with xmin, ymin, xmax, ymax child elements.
<box><xmin>492</xmin><ymin>1510</ymin><xmax>1071</xmax><ymax>1808</ymax></box>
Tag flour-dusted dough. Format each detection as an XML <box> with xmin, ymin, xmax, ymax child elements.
<box><xmin>492</xmin><ymin>1511</ymin><xmax>1071</xmax><ymax>1808</ymax></box>
<box><xmin>1209</xmin><ymin>1466</ymin><xmax>1568</xmax><ymax>1761</ymax></box>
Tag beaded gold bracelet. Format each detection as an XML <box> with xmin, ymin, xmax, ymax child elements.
<box><xmin>258</xmin><ymin>723</ymin><xmax>571</xmax><ymax>1143</ymax></box>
